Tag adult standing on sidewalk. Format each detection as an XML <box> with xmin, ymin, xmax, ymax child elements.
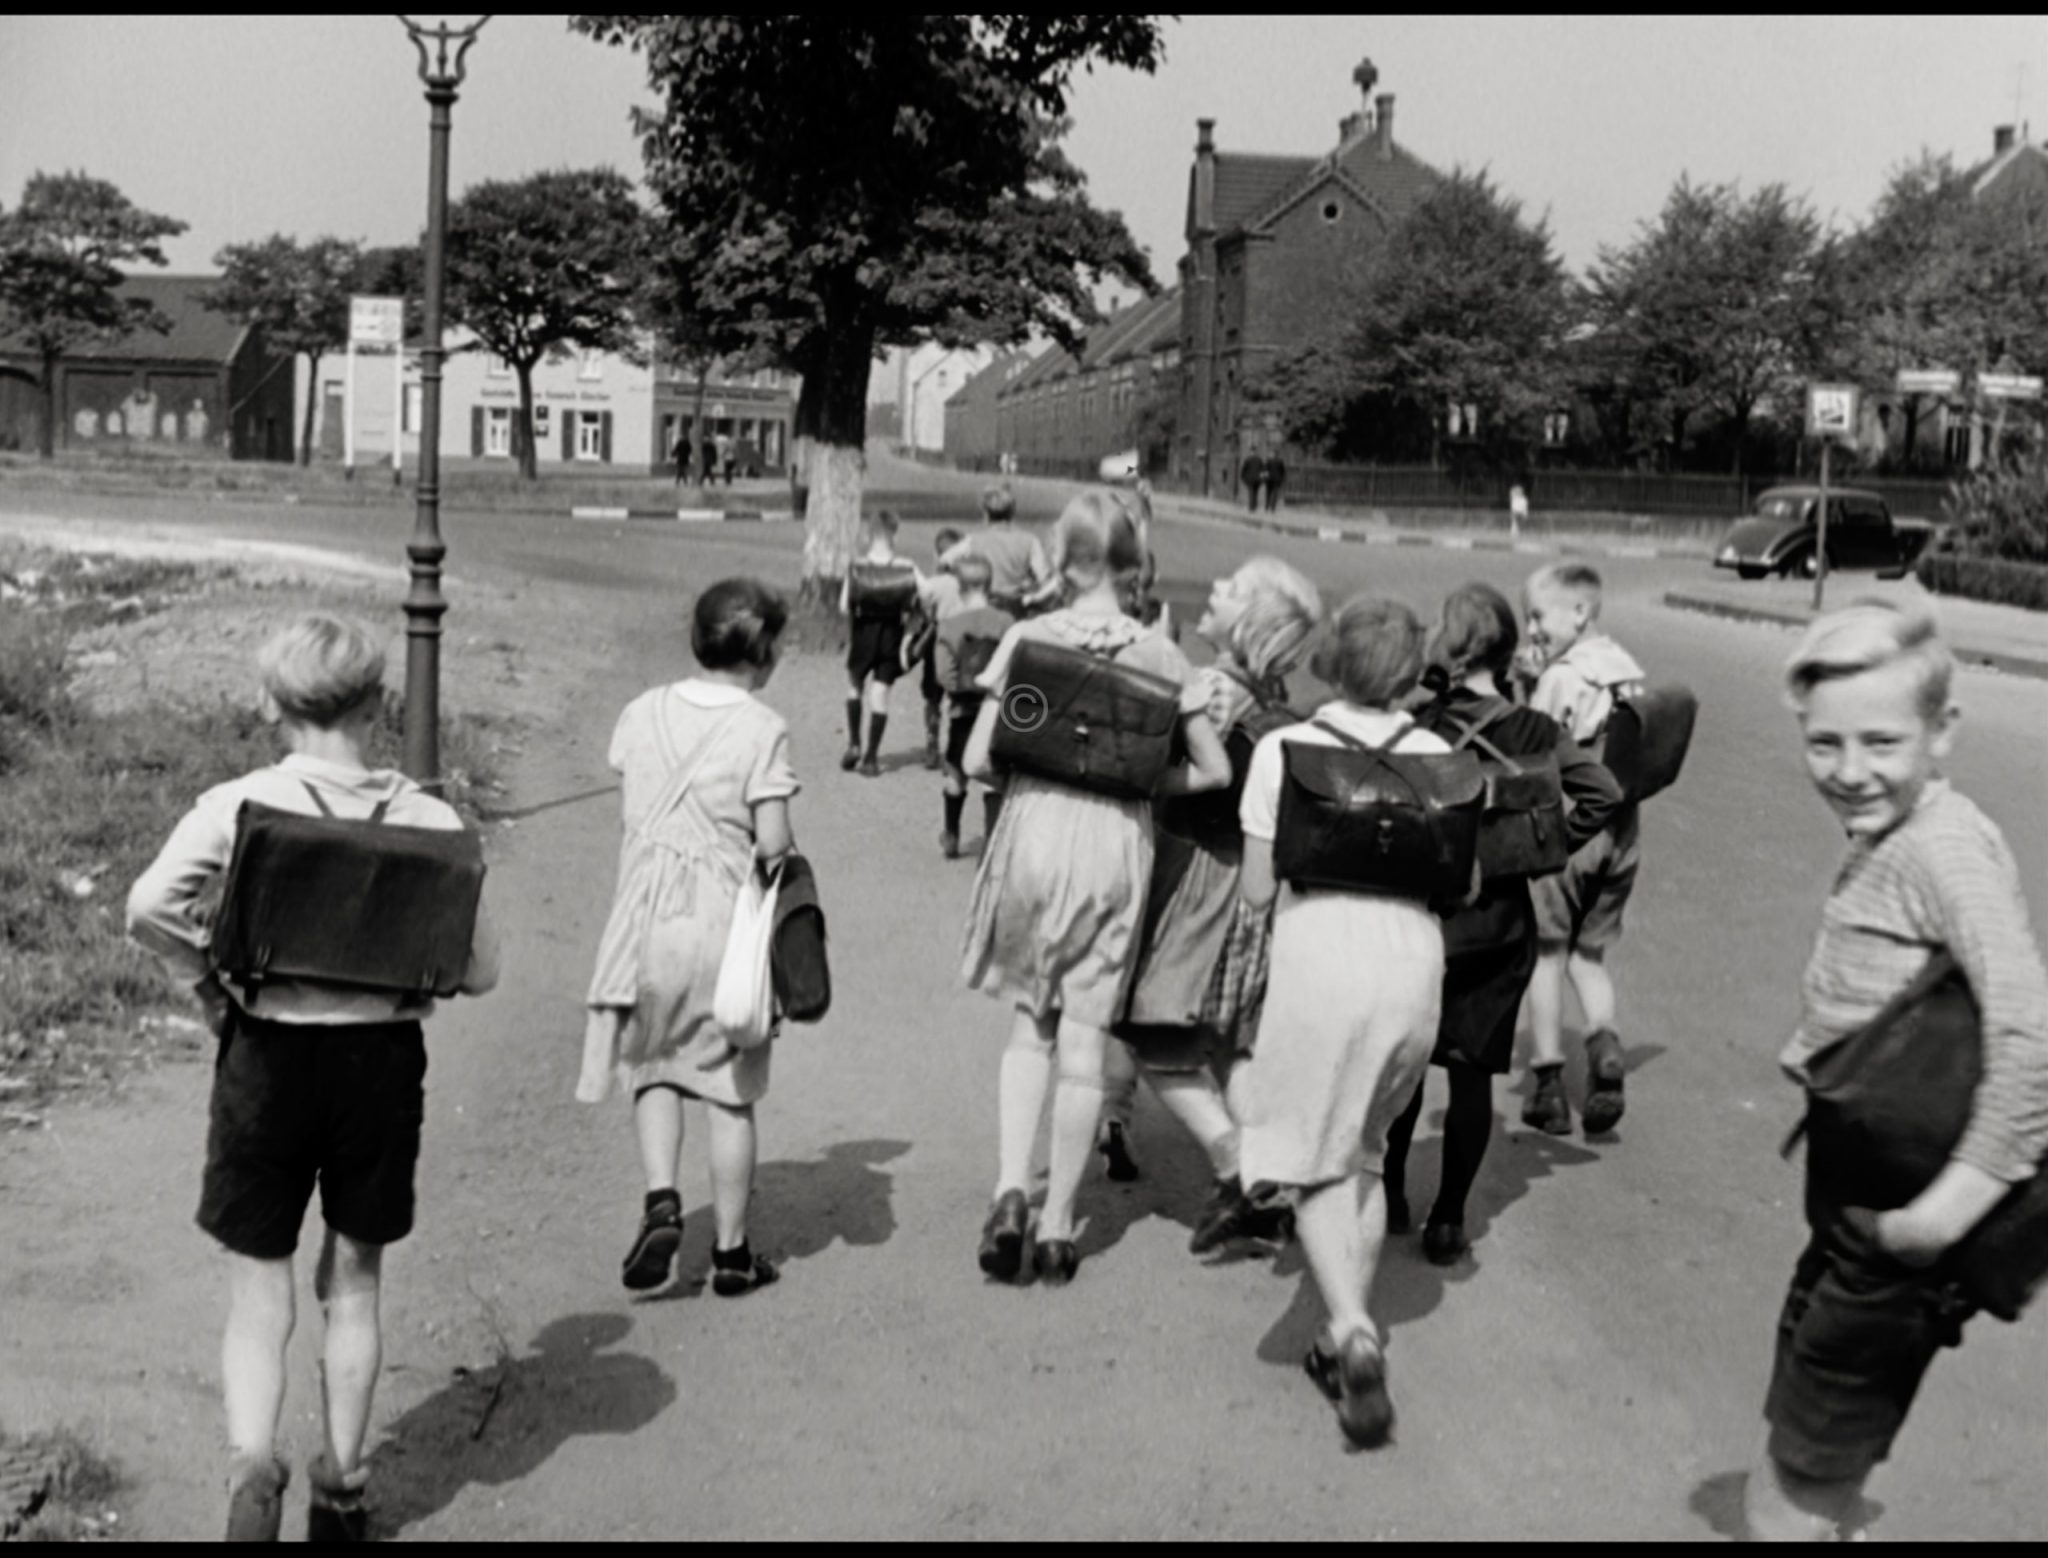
<box><xmin>1240</xmin><ymin>451</ymin><xmax>1267</xmax><ymax>513</ymax></box>
<box><xmin>1264</xmin><ymin>453</ymin><xmax>1287</xmax><ymax>513</ymax></box>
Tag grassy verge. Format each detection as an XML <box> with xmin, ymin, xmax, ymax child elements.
<box><xmin>0</xmin><ymin>547</ymin><xmax>506</xmax><ymax>1122</ymax></box>
<box><xmin>0</xmin><ymin>1425</ymin><xmax>123</xmax><ymax>1541</ymax></box>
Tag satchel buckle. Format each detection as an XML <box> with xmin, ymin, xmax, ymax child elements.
<box><xmin>1374</xmin><ymin>817</ymin><xmax>1395</xmax><ymax>855</ymax></box>
<box><xmin>1073</xmin><ymin>719</ymin><xmax>1092</xmax><ymax>746</ymax></box>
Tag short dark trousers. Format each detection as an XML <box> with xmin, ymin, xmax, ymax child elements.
<box><xmin>1763</xmin><ymin>1169</ymin><xmax>1974</xmax><ymax>1482</ymax></box>
<box><xmin>944</xmin><ymin>692</ymin><xmax>985</xmax><ymax>771</ymax></box>
<box><xmin>198</xmin><ymin>1009</ymin><xmax>428</xmax><ymax>1260</ymax></box>
<box><xmin>848</xmin><ymin>618</ymin><xmax>905</xmax><ymax>685</ymax></box>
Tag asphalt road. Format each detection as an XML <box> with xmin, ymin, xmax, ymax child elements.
<box><xmin>2</xmin><ymin>474</ymin><xmax>2044</xmax><ymax>1541</ymax></box>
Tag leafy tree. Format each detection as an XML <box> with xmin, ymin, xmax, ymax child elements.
<box><xmin>443</xmin><ymin>168</ymin><xmax>647</xmax><ymax>480</ymax></box>
<box><xmin>201</xmin><ymin>235</ymin><xmax>363</xmax><ymax>466</ymax></box>
<box><xmin>1274</xmin><ymin>170</ymin><xmax>1570</xmax><ymax>467</ymax></box>
<box><xmin>0</xmin><ymin>172</ymin><xmax>186</xmax><ymax>458</ymax></box>
<box><xmin>572</xmin><ymin>14</ymin><xmax>1163</xmax><ymax>589</ymax></box>
<box><xmin>638</xmin><ymin>228</ymin><xmax>759</xmax><ymax>489</ymax></box>
<box><xmin>1586</xmin><ymin>179</ymin><xmax>1837</xmax><ymax>476</ymax></box>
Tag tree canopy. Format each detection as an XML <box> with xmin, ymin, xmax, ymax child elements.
<box><xmin>0</xmin><ymin>172</ymin><xmax>186</xmax><ymax>457</ymax></box>
<box><xmin>201</xmin><ymin>234</ymin><xmax>364</xmax><ymax>465</ymax></box>
<box><xmin>444</xmin><ymin>167</ymin><xmax>647</xmax><ymax>479</ymax></box>
<box><xmin>571</xmin><ymin>14</ymin><xmax>1166</xmax><ymax>583</ymax></box>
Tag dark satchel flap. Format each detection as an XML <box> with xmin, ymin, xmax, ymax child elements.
<box><xmin>1273</xmin><ymin>720</ymin><xmax>1485</xmax><ymax>900</ymax></box>
<box><xmin>770</xmin><ymin>852</ymin><xmax>830</xmax><ymax>1024</ymax></box>
<box><xmin>1795</xmin><ymin>953</ymin><xmax>2048</xmax><ymax>1323</ymax></box>
<box><xmin>1453</xmin><ymin>704</ymin><xmax>1569</xmax><ymax>880</ymax></box>
<box><xmin>848</xmin><ymin>563</ymin><xmax>918</xmax><ymax>620</ymax></box>
<box><xmin>955</xmin><ymin>630</ymin><xmax>1003</xmax><ymax>690</ymax></box>
<box><xmin>1158</xmin><ymin>673</ymin><xmax>1296</xmax><ymax>847</ymax></box>
<box><xmin>1604</xmin><ymin>683</ymin><xmax>1698</xmax><ymax>802</ymax></box>
<box><xmin>210</xmin><ymin>795</ymin><xmax>485</xmax><ymax>999</ymax></box>
<box><xmin>988</xmin><ymin>636</ymin><xmax>1181</xmax><ymax>801</ymax></box>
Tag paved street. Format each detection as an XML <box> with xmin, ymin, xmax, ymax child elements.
<box><xmin>2</xmin><ymin>474</ymin><xmax>2045</xmax><ymax>1541</ymax></box>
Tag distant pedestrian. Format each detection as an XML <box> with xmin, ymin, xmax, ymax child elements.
<box><xmin>671</xmin><ymin>431</ymin><xmax>690</xmax><ymax>487</ymax></box>
<box><xmin>126</xmin><ymin>614</ymin><xmax>501</xmax><ymax>1541</ymax></box>
<box><xmin>1240</xmin><ymin>451</ymin><xmax>1267</xmax><ymax>512</ymax></box>
<box><xmin>715</xmin><ymin>432</ymin><xmax>735</xmax><ymax>485</ymax></box>
<box><xmin>1743</xmin><ymin>601</ymin><xmax>2048</xmax><ymax>1542</ymax></box>
<box><xmin>1263</xmin><ymin>453</ymin><xmax>1287</xmax><ymax>512</ymax></box>
<box><xmin>699</xmin><ymin>438</ymin><xmax>717</xmax><ymax>489</ymax></box>
<box><xmin>581</xmin><ymin>579</ymin><xmax>798</xmax><ymax>1303</ymax></box>
<box><xmin>1509</xmin><ymin>482</ymin><xmax>1529</xmax><ymax>538</ymax></box>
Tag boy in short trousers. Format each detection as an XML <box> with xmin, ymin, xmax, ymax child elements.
<box><xmin>127</xmin><ymin>615</ymin><xmax>500</xmax><ymax>1541</ymax></box>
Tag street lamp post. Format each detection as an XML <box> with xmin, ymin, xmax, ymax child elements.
<box><xmin>398</xmin><ymin>13</ymin><xmax>489</xmax><ymax>788</ymax></box>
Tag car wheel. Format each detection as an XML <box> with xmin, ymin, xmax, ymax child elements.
<box><xmin>1736</xmin><ymin>564</ymin><xmax>1766</xmax><ymax>581</ymax></box>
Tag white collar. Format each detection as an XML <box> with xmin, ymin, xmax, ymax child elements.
<box><xmin>673</xmin><ymin>679</ymin><xmax>750</xmax><ymax>707</ymax></box>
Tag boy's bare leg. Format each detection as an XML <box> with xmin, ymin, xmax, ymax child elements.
<box><xmin>633</xmin><ymin>1085</ymin><xmax>685</xmax><ymax>1193</ymax></box>
<box><xmin>313</xmin><ymin>1230</ymin><xmax>383</xmax><ymax>1477</ymax></box>
<box><xmin>1039</xmin><ymin>1017</ymin><xmax>1112</xmax><ymax>1241</ymax></box>
<box><xmin>996</xmin><ymin>1010</ymin><xmax>1057</xmax><ymax>1196</ymax></box>
<box><xmin>1567</xmin><ymin>951</ymin><xmax>1617</xmax><ymax>1035</ymax></box>
<box><xmin>1526</xmin><ymin>948</ymin><xmax>1570</xmax><ymax>1067</ymax></box>
<box><xmin>1744</xmin><ymin>1452</ymin><xmax>1865</xmax><ymax>1543</ymax></box>
<box><xmin>1147</xmin><ymin>1067</ymin><xmax>1240</xmax><ymax>1181</ymax></box>
<box><xmin>705</xmin><ymin>1101</ymin><xmax>757</xmax><ymax>1251</ymax></box>
<box><xmin>223</xmin><ymin>1253</ymin><xmax>296</xmax><ymax>1461</ymax></box>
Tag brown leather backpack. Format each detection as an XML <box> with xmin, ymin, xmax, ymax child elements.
<box><xmin>1451</xmin><ymin>703</ymin><xmax>1569</xmax><ymax>880</ymax></box>
<box><xmin>1602</xmin><ymin>682</ymin><xmax>1698</xmax><ymax>802</ymax></box>
<box><xmin>987</xmin><ymin>636</ymin><xmax>1181</xmax><ymax>801</ymax></box>
<box><xmin>848</xmin><ymin>563</ymin><xmax>918</xmax><ymax>622</ymax></box>
<box><xmin>209</xmin><ymin>783</ymin><xmax>485</xmax><ymax>1004</ymax></box>
<box><xmin>1273</xmin><ymin>719</ymin><xmax>1485</xmax><ymax>901</ymax></box>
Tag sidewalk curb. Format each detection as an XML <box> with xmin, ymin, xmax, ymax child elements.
<box><xmin>567</xmin><ymin>506</ymin><xmax>785</xmax><ymax>523</ymax></box>
<box><xmin>1662</xmin><ymin>589</ymin><xmax>2048</xmax><ymax>682</ymax></box>
<box><xmin>1158</xmin><ymin>502</ymin><xmax>1709</xmax><ymax>563</ymax></box>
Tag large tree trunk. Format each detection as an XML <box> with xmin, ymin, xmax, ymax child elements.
<box><xmin>798</xmin><ymin>326</ymin><xmax>874</xmax><ymax>597</ymax></box>
<box><xmin>37</xmin><ymin>349</ymin><xmax>57</xmax><ymax>460</ymax></box>
<box><xmin>299</xmin><ymin>350</ymin><xmax>321</xmax><ymax>466</ymax></box>
<box><xmin>515</xmin><ymin>363</ymin><xmax>538</xmax><ymax>481</ymax></box>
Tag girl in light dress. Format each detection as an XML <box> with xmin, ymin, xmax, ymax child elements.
<box><xmin>959</xmin><ymin>491</ymin><xmax>1232</xmax><ymax>1287</ymax></box>
<box><xmin>581</xmin><ymin>579</ymin><xmax>797</xmax><ymax>1298</ymax></box>
<box><xmin>1233</xmin><ymin>596</ymin><xmax>1453</xmax><ymax>1449</ymax></box>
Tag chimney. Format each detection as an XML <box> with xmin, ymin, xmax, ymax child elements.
<box><xmin>1375</xmin><ymin>93</ymin><xmax>1395</xmax><ymax>159</ymax></box>
<box><xmin>1994</xmin><ymin>124</ymin><xmax>2016</xmax><ymax>154</ymax></box>
<box><xmin>1193</xmin><ymin>118</ymin><xmax>1217</xmax><ymax>237</ymax></box>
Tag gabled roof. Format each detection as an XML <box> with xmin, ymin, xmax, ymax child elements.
<box><xmin>1228</xmin><ymin>135</ymin><xmax>1441</xmax><ymax>240</ymax></box>
<box><xmin>1970</xmin><ymin>140</ymin><xmax>2048</xmax><ymax>204</ymax></box>
<box><xmin>0</xmin><ymin>274</ymin><xmax>255</xmax><ymax>366</ymax></box>
<box><xmin>947</xmin><ymin>349</ymin><xmax>1034</xmax><ymax>410</ymax></box>
<box><xmin>1078</xmin><ymin>288</ymin><xmax>1181</xmax><ymax>371</ymax></box>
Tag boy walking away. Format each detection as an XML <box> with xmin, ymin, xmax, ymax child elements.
<box><xmin>915</xmin><ymin>527</ymin><xmax>967</xmax><ymax>771</ymax></box>
<box><xmin>1520</xmin><ymin>563</ymin><xmax>1646</xmax><ymax>1137</ymax></box>
<box><xmin>1745</xmin><ymin>602</ymin><xmax>2048</xmax><ymax>1541</ymax></box>
<box><xmin>126</xmin><ymin>615</ymin><xmax>500</xmax><ymax>1542</ymax></box>
<box><xmin>933</xmin><ymin>552</ymin><xmax>1013</xmax><ymax>858</ymax></box>
<box><xmin>942</xmin><ymin>484</ymin><xmax>1060</xmax><ymax>619</ymax></box>
<box><xmin>839</xmin><ymin>510</ymin><xmax>922</xmax><ymax>777</ymax></box>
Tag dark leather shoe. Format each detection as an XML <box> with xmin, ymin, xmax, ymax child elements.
<box><xmin>1034</xmin><ymin>1238</ymin><xmax>1080</xmax><ymax>1287</ymax></box>
<box><xmin>1303</xmin><ymin>1341</ymin><xmax>1341</xmax><ymax>1404</ymax></box>
<box><xmin>1582</xmin><ymin>1028</ymin><xmax>1626</xmax><ymax>1134</ymax></box>
<box><xmin>1335</xmin><ymin>1331</ymin><xmax>1395</xmax><ymax>1449</ymax></box>
<box><xmin>1189</xmin><ymin>1175</ymin><xmax>1254</xmax><ymax>1254</ymax></box>
<box><xmin>978</xmin><ymin>1190</ymin><xmax>1030</xmax><ymax>1281</ymax></box>
<box><xmin>1099</xmin><ymin>1121</ymin><xmax>1140</xmax><ymax>1182</ymax></box>
<box><xmin>1422</xmin><ymin>1221</ymin><xmax>1469</xmax><ymax>1266</ymax></box>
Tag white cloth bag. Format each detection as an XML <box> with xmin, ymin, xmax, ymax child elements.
<box><xmin>712</xmin><ymin>854</ymin><xmax>783</xmax><ymax>1050</ymax></box>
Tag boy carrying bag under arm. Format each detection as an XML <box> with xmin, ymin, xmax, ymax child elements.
<box><xmin>126</xmin><ymin>614</ymin><xmax>499</xmax><ymax>1543</ymax></box>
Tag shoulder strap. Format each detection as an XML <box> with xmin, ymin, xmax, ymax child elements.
<box><xmin>643</xmin><ymin>694</ymin><xmax>747</xmax><ymax>842</ymax></box>
<box><xmin>1312</xmin><ymin>714</ymin><xmax>1412</xmax><ymax>755</ymax></box>
<box><xmin>300</xmin><ymin>779</ymin><xmax>392</xmax><ymax>824</ymax></box>
<box><xmin>1450</xmin><ymin>699</ymin><xmax>1524</xmax><ymax>770</ymax></box>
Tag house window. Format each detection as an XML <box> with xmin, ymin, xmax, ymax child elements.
<box><xmin>1320</xmin><ymin>200</ymin><xmax>1342</xmax><ymax>224</ymax></box>
<box><xmin>532</xmin><ymin>404</ymin><xmax>551</xmax><ymax>442</ymax></box>
<box><xmin>487</xmin><ymin>354</ymin><xmax>511</xmax><ymax>379</ymax></box>
<box><xmin>1944</xmin><ymin>421</ymin><xmax>1971</xmax><ymax>466</ymax></box>
<box><xmin>578</xmin><ymin>348</ymin><xmax>604</xmax><ymax>382</ymax></box>
<box><xmin>484</xmin><ymin>406</ymin><xmax>512</xmax><ymax>456</ymax></box>
<box><xmin>575</xmin><ymin>410</ymin><xmax>605</xmax><ymax>461</ymax></box>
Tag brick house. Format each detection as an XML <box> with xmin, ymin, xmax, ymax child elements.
<box><xmin>942</xmin><ymin>349</ymin><xmax>1033</xmax><ymax>470</ymax></box>
<box><xmin>1175</xmin><ymin>60</ymin><xmax>1442</xmax><ymax>497</ymax></box>
<box><xmin>0</xmin><ymin>274</ymin><xmax>294</xmax><ymax>460</ymax></box>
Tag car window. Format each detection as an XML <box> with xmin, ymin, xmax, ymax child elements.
<box><xmin>1756</xmin><ymin>495</ymin><xmax>1810</xmax><ymax>523</ymax></box>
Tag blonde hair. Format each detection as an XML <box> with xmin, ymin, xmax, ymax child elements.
<box><xmin>1311</xmin><ymin>595</ymin><xmax>1426</xmax><ymax>708</ymax></box>
<box><xmin>1226</xmin><ymin>556</ymin><xmax>1323</xmax><ymax>682</ymax></box>
<box><xmin>1785</xmin><ymin>598</ymin><xmax>1954</xmax><ymax>721</ymax></box>
<box><xmin>1051</xmin><ymin>489</ymin><xmax>1144</xmax><ymax>593</ymax></box>
<box><xmin>952</xmin><ymin>552</ymin><xmax>994</xmax><ymax>595</ymax></box>
<box><xmin>1525</xmin><ymin>561</ymin><xmax>1604</xmax><ymax>618</ymax></box>
<box><xmin>259</xmin><ymin>614</ymin><xmax>386</xmax><ymax>726</ymax></box>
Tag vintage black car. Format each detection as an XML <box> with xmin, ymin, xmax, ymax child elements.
<box><xmin>1712</xmin><ymin>485</ymin><xmax>1938</xmax><ymax>580</ymax></box>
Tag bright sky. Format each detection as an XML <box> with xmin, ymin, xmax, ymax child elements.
<box><xmin>3</xmin><ymin>14</ymin><xmax>2045</xmax><ymax>286</ymax></box>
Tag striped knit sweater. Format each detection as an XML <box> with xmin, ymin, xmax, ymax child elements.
<box><xmin>1782</xmin><ymin>780</ymin><xmax>2048</xmax><ymax>1184</ymax></box>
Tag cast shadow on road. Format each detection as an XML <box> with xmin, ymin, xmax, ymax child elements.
<box><xmin>1074</xmin><ymin>1094</ymin><xmax>1214</xmax><ymax>1268</ymax></box>
<box><xmin>367</xmin><ymin>1313</ymin><xmax>675</xmax><ymax>1539</ymax></box>
<box><xmin>642</xmin><ymin>1138</ymin><xmax>911</xmax><ymax>1301</ymax></box>
<box><xmin>1687</xmin><ymin>1468</ymin><xmax>1886</xmax><ymax>1542</ymax></box>
<box><xmin>1252</xmin><ymin>1099</ymin><xmax>1604</xmax><ymax>1371</ymax></box>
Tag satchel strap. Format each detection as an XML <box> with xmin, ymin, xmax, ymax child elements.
<box><xmin>1310</xmin><ymin>713</ymin><xmax>1412</xmax><ymax>757</ymax></box>
<box><xmin>299</xmin><ymin>780</ymin><xmax>392</xmax><ymax>825</ymax></box>
<box><xmin>1450</xmin><ymin>701</ymin><xmax>1525</xmax><ymax>773</ymax></box>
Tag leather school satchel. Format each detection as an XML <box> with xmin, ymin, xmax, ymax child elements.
<box><xmin>770</xmin><ymin>851</ymin><xmax>831</xmax><ymax>1024</ymax></box>
<box><xmin>987</xmin><ymin>636</ymin><xmax>1181</xmax><ymax>801</ymax></box>
<box><xmin>209</xmin><ymin>782</ymin><xmax>485</xmax><ymax>1004</ymax></box>
<box><xmin>952</xmin><ymin>628</ymin><xmax>1004</xmax><ymax>692</ymax></box>
<box><xmin>1601</xmin><ymin>683</ymin><xmax>1698</xmax><ymax>803</ymax></box>
<box><xmin>1157</xmin><ymin>673</ymin><xmax>1296</xmax><ymax>849</ymax></box>
<box><xmin>1451</xmin><ymin>703</ymin><xmax>1569</xmax><ymax>880</ymax></box>
<box><xmin>848</xmin><ymin>563</ymin><xmax>918</xmax><ymax>622</ymax></box>
<box><xmin>1272</xmin><ymin>719</ymin><xmax>1485</xmax><ymax>901</ymax></box>
<box><xmin>1789</xmin><ymin>952</ymin><xmax>2048</xmax><ymax>1323</ymax></box>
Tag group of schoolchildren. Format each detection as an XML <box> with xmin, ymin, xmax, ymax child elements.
<box><xmin>124</xmin><ymin>479</ymin><xmax>2048</xmax><ymax>1541</ymax></box>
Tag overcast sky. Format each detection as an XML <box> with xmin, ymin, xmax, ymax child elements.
<box><xmin>4</xmin><ymin>15</ymin><xmax>2044</xmax><ymax>287</ymax></box>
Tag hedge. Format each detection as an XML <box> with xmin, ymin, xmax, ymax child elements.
<box><xmin>1915</xmin><ymin>552</ymin><xmax>2048</xmax><ymax>612</ymax></box>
